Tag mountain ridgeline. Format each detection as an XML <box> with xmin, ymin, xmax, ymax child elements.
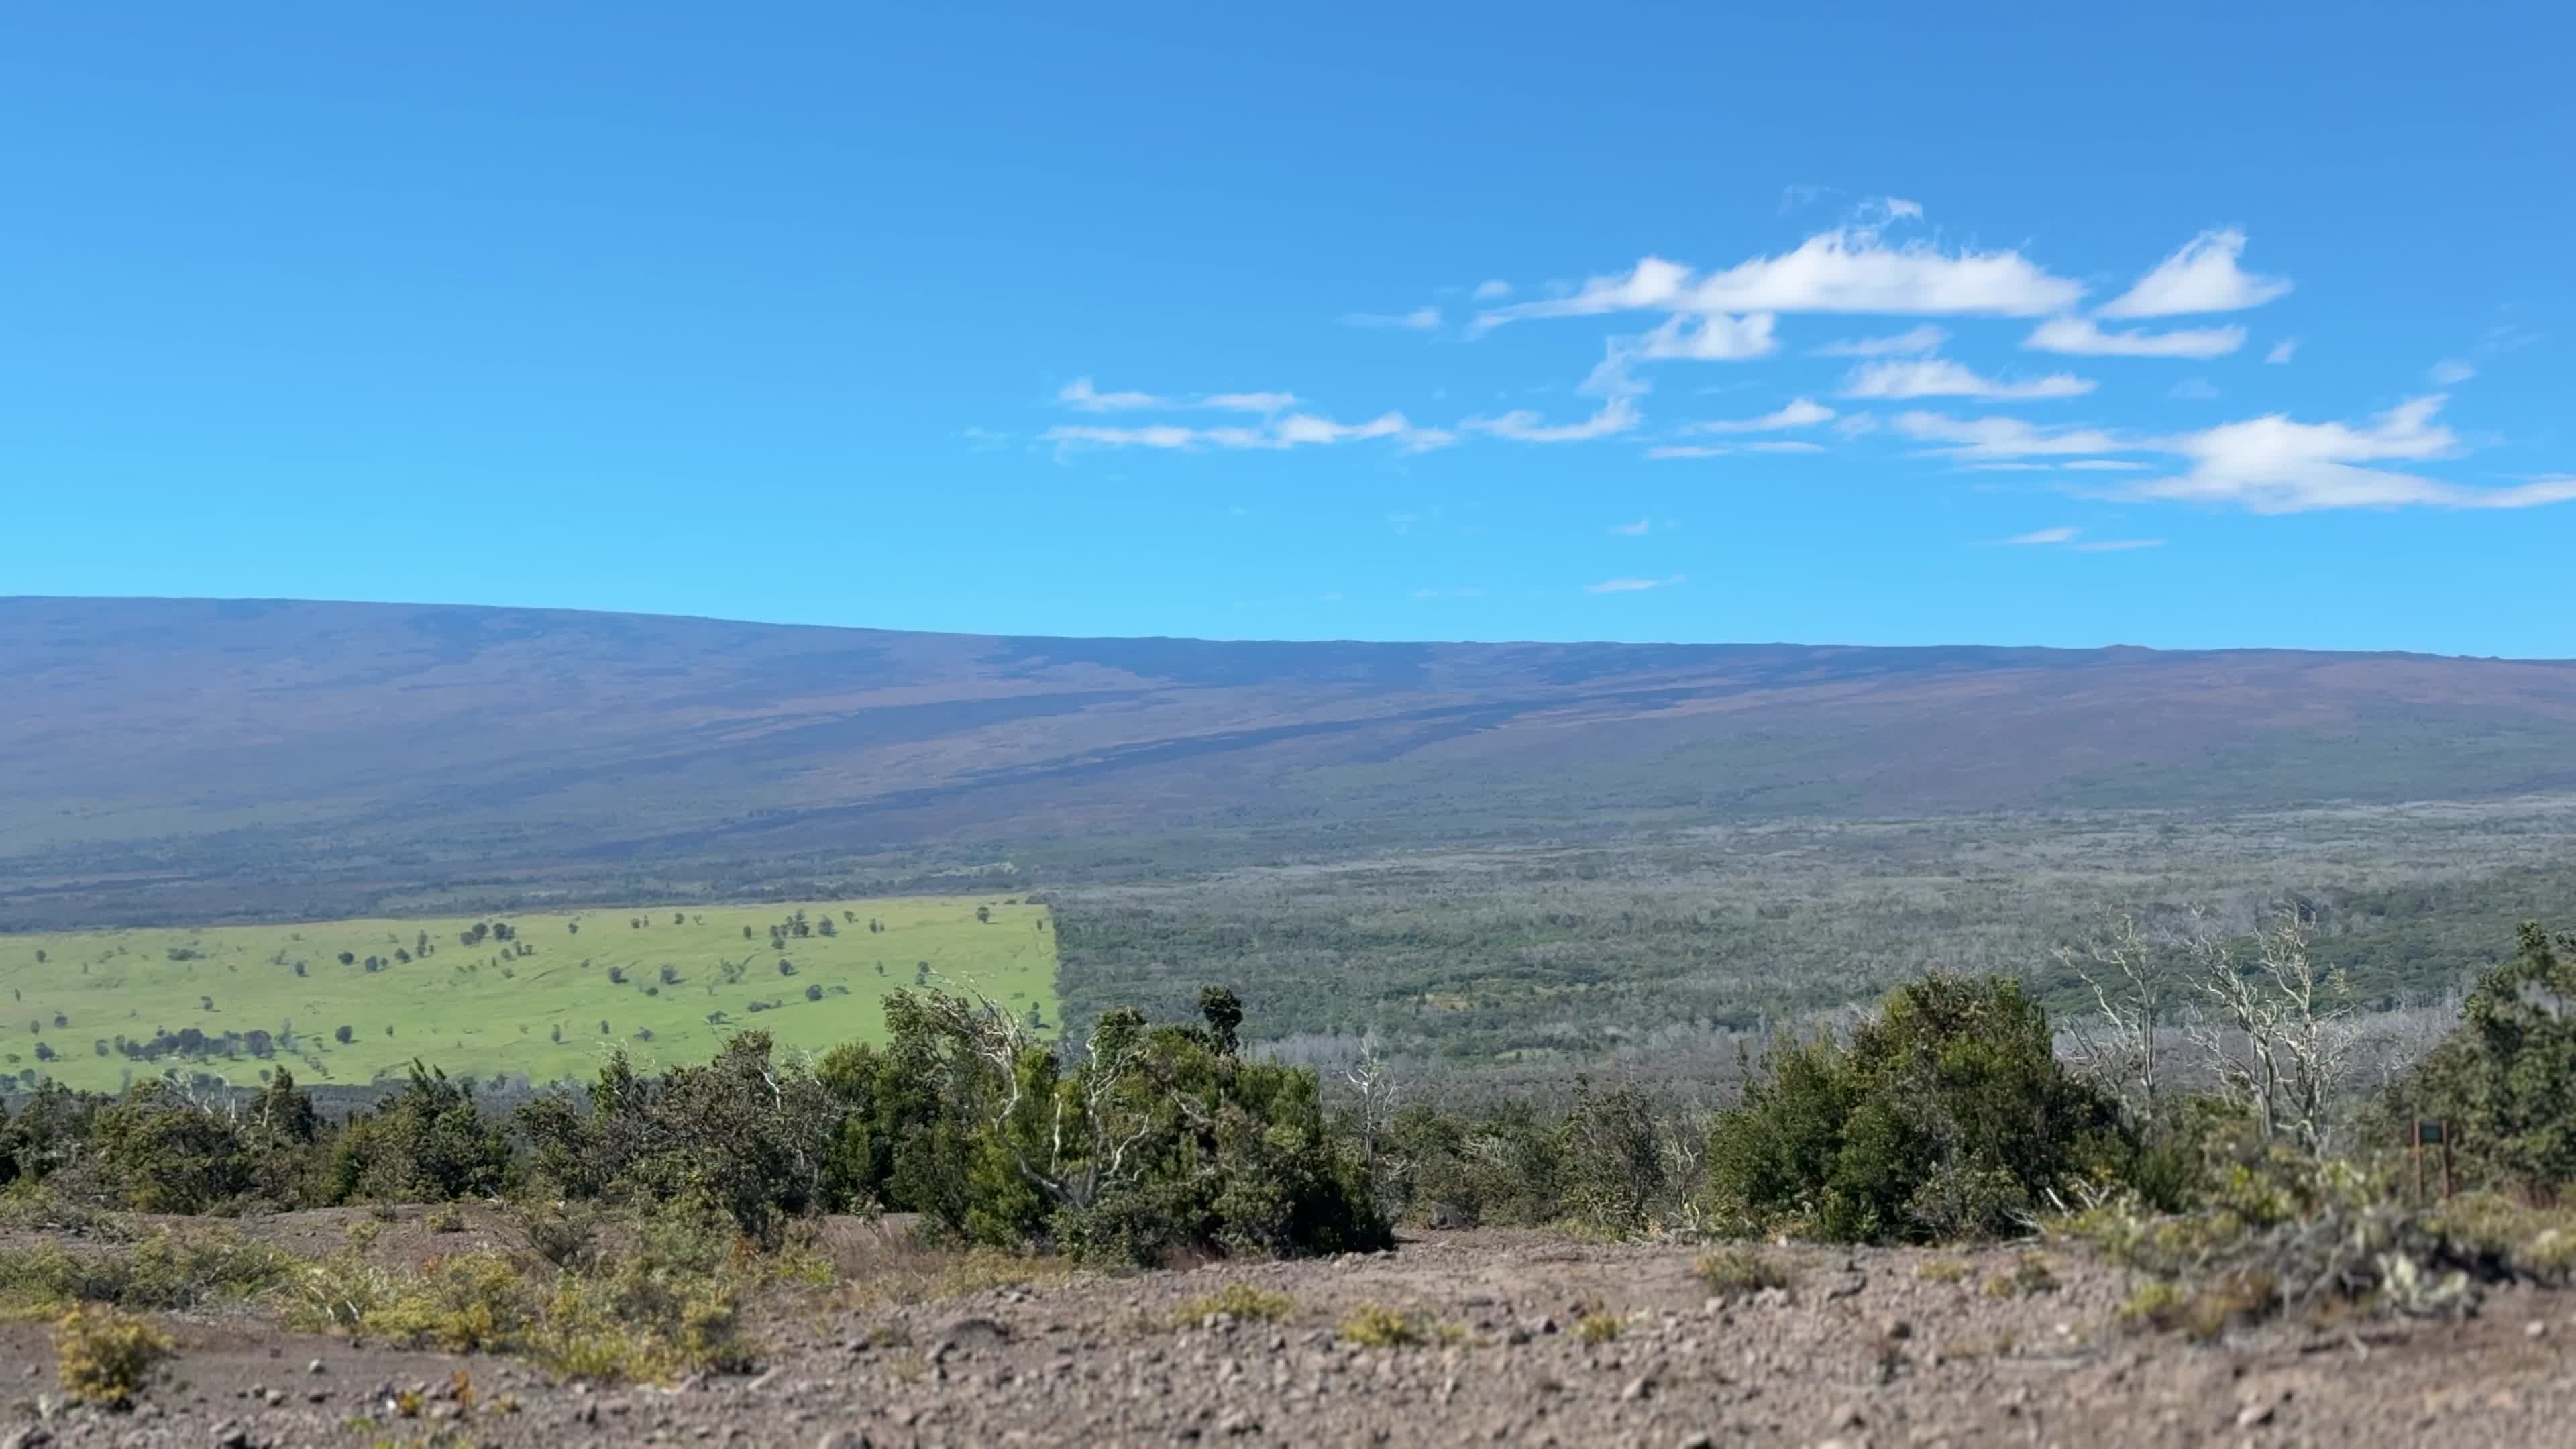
<box><xmin>6</xmin><ymin>595</ymin><xmax>2576</xmax><ymax>926</ymax></box>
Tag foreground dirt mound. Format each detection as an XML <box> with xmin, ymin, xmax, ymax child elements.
<box><xmin>6</xmin><ymin>1228</ymin><xmax>2573</xmax><ymax>1446</ymax></box>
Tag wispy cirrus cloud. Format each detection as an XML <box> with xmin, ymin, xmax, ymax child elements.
<box><xmin>1470</xmin><ymin>279</ymin><xmax>1513</xmax><ymax>301</ymax></box>
<box><xmin>1811</xmin><ymin>325</ymin><xmax>1947</xmax><ymax>358</ymax></box>
<box><xmin>1607</xmin><ymin>517</ymin><xmax>1652</xmax><ymax>535</ymax></box>
<box><xmin>1339</xmin><ymin>307</ymin><xmax>1441</xmax><ymax>330</ymax></box>
<box><xmin>1585</xmin><ymin>574</ymin><xmax>1685</xmax><ymax>593</ymax></box>
<box><xmin>2023</xmin><ymin>315</ymin><xmax>2245</xmax><ymax>358</ymax></box>
<box><xmin>1043</xmin><ymin>410</ymin><xmax>1454</xmax><ymax>454</ymax></box>
<box><xmin>1644</xmin><ymin>445</ymin><xmax>1729</xmax><ymax>460</ymax></box>
<box><xmin>1999</xmin><ymin>525</ymin><xmax>2163</xmax><ymax>551</ymax></box>
<box><xmin>1057</xmin><ymin>377</ymin><xmax>1173</xmax><ymax>412</ymax></box>
<box><xmin>2265</xmin><ymin>339</ymin><xmax>2298</xmax><ymax>364</ymax></box>
<box><xmin>1684</xmin><ymin>398</ymin><xmax>1835</xmax><ymax>434</ymax></box>
<box><xmin>1472</xmin><ymin>227</ymin><xmax>2084</xmax><ymax>334</ymax></box>
<box><xmin>2098</xmin><ymin>228</ymin><xmax>2291</xmax><ymax>318</ymax></box>
<box><xmin>1461</xmin><ymin>397</ymin><xmax>1640</xmax><ymax>443</ymax></box>
<box><xmin>1841</xmin><ymin>358</ymin><xmax>2094</xmax><ymax>400</ymax></box>
<box><xmin>1894</xmin><ymin>411</ymin><xmax>2137</xmax><ymax>460</ymax></box>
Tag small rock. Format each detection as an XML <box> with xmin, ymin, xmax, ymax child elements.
<box><xmin>1217</xmin><ymin>1409</ymin><xmax>1260</xmax><ymax>1436</ymax></box>
<box><xmin>1622</xmin><ymin>1376</ymin><xmax>1654</xmax><ymax>1402</ymax></box>
<box><xmin>1752</xmin><ymin>1286</ymin><xmax>1792</xmax><ymax>1309</ymax></box>
<box><xmin>211</xmin><ymin>1424</ymin><xmax>254</xmax><ymax>1449</ymax></box>
<box><xmin>307</xmin><ymin>1358</ymin><xmax>327</xmax><ymax>1375</ymax></box>
<box><xmin>3</xmin><ymin>1426</ymin><xmax>54</xmax><ymax>1449</ymax></box>
<box><xmin>2235</xmin><ymin>1401</ymin><xmax>2277</xmax><ymax>1429</ymax></box>
<box><xmin>1880</xmin><ymin>1316</ymin><xmax>1912</xmax><ymax>1341</ymax></box>
<box><xmin>1679</xmin><ymin>1436</ymin><xmax>1715</xmax><ymax>1449</ymax></box>
<box><xmin>1826</xmin><ymin>1403</ymin><xmax>1865</xmax><ymax>1430</ymax></box>
<box><xmin>814</xmin><ymin>1434</ymin><xmax>871</xmax><ymax>1449</ymax></box>
<box><xmin>2528</xmin><ymin>1320</ymin><xmax>2551</xmax><ymax>1340</ymax></box>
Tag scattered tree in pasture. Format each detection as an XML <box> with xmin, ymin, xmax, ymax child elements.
<box><xmin>334</xmin><ymin>1026</ymin><xmax>354</xmax><ymax>1044</ymax></box>
<box><xmin>805</xmin><ymin>984</ymin><xmax>824</xmax><ymax>1002</ymax></box>
<box><xmin>975</xmin><ymin>905</ymin><xmax>991</xmax><ymax>924</ymax></box>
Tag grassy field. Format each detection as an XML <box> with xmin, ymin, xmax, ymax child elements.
<box><xmin>0</xmin><ymin>896</ymin><xmax>1056</xmax><ymax>1093</ymax></box>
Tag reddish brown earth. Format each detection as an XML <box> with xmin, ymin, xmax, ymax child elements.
<box><xmin>6</xmin><ymin>1222</ymin><xmax>2573</xmax><ymax>1448</ymax></box>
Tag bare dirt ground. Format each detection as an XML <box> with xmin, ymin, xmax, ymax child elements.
<box><xmin>6</xmin><ymin>1221</ymin><xmax>2575</xmax><ymax>1448</ymax></box>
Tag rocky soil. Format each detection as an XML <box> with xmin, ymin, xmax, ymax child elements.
<box><xmin>5</xmin><ymin>1226</ymin><xmax>2573</xmax><ymax>1448</ymax></box>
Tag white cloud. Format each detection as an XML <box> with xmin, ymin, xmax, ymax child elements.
<box><xmin>2167</xmin><ymin>378</ymin><xmax>2220</xmax><ymax>401</ymax></box>
<box><xmin>1644</xmin><ymin>445</ymin><xmax>1729</xmax><ymax>460</ymax></box>
<box><xmin>1473</xmin><ymin>227</ymin><xmax>2084</xmax><ymax>331</ymax></box>
<box><xmin>2099</xmin><ymin>229</ymin><xmax>2291</xmax><ymax>317</ymax></box>
<box><xmin>1585</xmin><ymin>574</ymin><xmax>1685</xmax><ymax>594</ymax></box>
<box><xmin>2023</xmin><ymin>315</ymin><xmax>2245</xmax><ymax>358</ymax></box>
<box><xmin>1631</xmin><ymin>312</ymin><xmax>1780</xmax><ymax>360</ymax></box>
<box><xmin>1840</xmin><ymin>358</ymin><xmax>2096</xmax><ymax>400</ymax></box>
<box><xmin>1749</xmin><ymin>440</ymin><xmax>1827</xmax><ymax>453</ymax></box>
<box><xmin>2429</xmin><ymin>358</ymin><xmax>2477</xmax><ymax>386</ymax></box>
<box><xmin>2061</xmin><ymin>459</ymin><xmax>2149</xmax><ymax>472</ymax></box>
<box><xmin>1057</xmin><ymin>377</ymin><xmax>1172</xmax><ymax>411</ymax></box>
<box><xmin>1042</xmin><ymin>409</ymin><xmax>1453</xmax><ymax>453</ymax></box>
<box><xmin>1471</xmin><ymin>279</ymin><xmax>1513</xmax><ymax>301</ymax></box>
<box><xmin>1462</xmin><ymin>396</ymin><xmax>1640</xmax><ymax>444</ymax></box>
<box><xmin>1684</xmin><ymin>398</ymin><xmax>1835</xmax><ymax>434</ymax></box>
<box><xmin>1340</xmin><ymin>307</ymin><xmax>1441</xmax><ymax>330</ymax></box>
<box><xmin>1833</xmin><ymin>413</ymin><xmax>1881</xmax><ymax>437</ymax></box>
<box><xmin>1811</xmin><ymin>325</ymin><xmax>1947</xmax><ymax>357</ymax></box>
<box><xmin>1204</xmin><ymin>390</ymin><xmax>1299</xmax><ymax>413</ymax></box>
<box><xmin>1879</xmin><ymin>196</ymin><xmax>1924</xmax><ymax>221</ymax></box>
<box><xmin>2126</xmin><ymin>395</ymin><xmax>2575</xmax><ymax>513</ymax></box>
<box><xmin>2265</xmin><ymin>339</ymin><xmax>2298</xmax><ymax>365</ymax></box>
<box><xmin>1608</xmin><ymin>517</ymin><xmax>1652</xmax><ymax>535</ymax></box>
<box><xmin>2000</xmin><ymin>525</ymin><xmax>2163</xmax><ymax>552</ymax></box>
<box><xmin>1894</xmin><ymin>411</ymin><xmax>2136</xmax><ymax>460</ymax></box>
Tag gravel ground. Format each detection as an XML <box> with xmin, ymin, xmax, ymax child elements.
<box><xmin>5</xmin><ymin>1227</ymin><xmax>2573</xmax><ymax>1448</ymax></box>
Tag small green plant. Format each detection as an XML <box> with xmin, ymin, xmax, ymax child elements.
<box><xmin>54</xmin><ymin>1303</ymin><xmax>176</xmax><ymax>1406</ymax></box>
<box><xmin>1915</xmin><ymin>1258</ymin><xmax>1968</xmax><ymax>1284</ymax></box>
<box><xmin>1693</xmin><ymin>1248</ymin><xmax>1792</xmax><ymax>1295</ymax></box>
<box><xmin>424</xmin><ymin>1202</ymin><xmax>466</xmax><ymax>1234</ymax></box>
<box><xmin>1572</xmin><ymin>1310</ymin><xmax>1627</xmax><ymax>1343</ymax></box>
<box><xmin>1172</xmin><ymin>1281</ymin><xmax>1296</xmax><ymax>1326</ymax></box>
<box><xmin>1338</xmin><ymin>1301</ymin><xmax>1427</xmax><ymax>1348</ymax></box>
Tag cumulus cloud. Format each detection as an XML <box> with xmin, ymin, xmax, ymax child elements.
<box><xmin>2023</xmin><ymin>315</ymin><xmax>2245</xmax><ymax>358</ymax></box>
<box><xmin>1894</xmin><ymin>412</ymin><xmax>2137</xmax><ymax>460</ymax></box>
<box><xmin>1340</xmin><ymin>307</ymin><xmax>1441</xmax><ymax>330</ymax></box>
<box><xmin>1462</xmin><ymin>396</ymin><xmax>1641</xmax><ymax>443</ymax></box>
<box><xmin>2098</xmin><ymin>229</ymin><xmax>2291</xmax><ymax>317</ymax></box>
<box><xmin>1811</xmin><ymin>325</ymin><xmax>1948</xmax><ymax>357</ymax></box>
<box><xmin>1840</xmin><ymin>358</ymin><xmax>2095</xmax><ymax>400</ymax></box>
<box><xmin>1585</xmin><ymin>574</ymin><xmax>1686</xmax><ymax>593</ymax></box>
<box><xmin>2127</xmin><ymin>396</ymin><xmax>2575</xmax><ymax>513</ymax></box>
<box><xmin>1472</xmin><ymin>227</ymin><xmax>2084</xmax><ymax>332</ymax></box>
<box><xmin>1684</xmin><ymin>398</ymin><xmax>1836</xmax><ymax>434</ymax></box>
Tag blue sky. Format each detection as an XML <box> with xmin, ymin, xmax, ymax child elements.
<box><xmin>5</xmin><ymin>3</ymin><xmax>2572</xmax><ymax>656</ymax></box>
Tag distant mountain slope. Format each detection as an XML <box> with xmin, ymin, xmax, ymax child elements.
<box><xmin>7</xmin><ymin>596</ymin><xmax>2576</xmax><ymax>921</ymax></box>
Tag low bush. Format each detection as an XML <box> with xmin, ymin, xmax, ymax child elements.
<box><xmin>1693</xmin><ymin>1248</ymin><xmax>1793</xmax><ymax>1295</ymax></box>
<box><xmin>54</xmin><ymin>1303</ymin><xmax>175</xmax><ymax>1407</ymax></box>
<box><xmin>1171</xmin><ymin>1281</ymin><xmax>1297</xmax><ymax>1326</ymax></box>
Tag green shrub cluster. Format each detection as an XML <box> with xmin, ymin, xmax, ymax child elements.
<box><xmin>1705</xmin><ymin>975</ymin><xmax>2133</xmax><ymax>1242</ymax></box>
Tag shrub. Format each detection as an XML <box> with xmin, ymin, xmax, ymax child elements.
<box><xmin>1171</xmin><ymin>1281</ymin><xmax>1297</xmax><ymax>1326</ymax></box>
<box><xmin>1572</xmin><ymin>1310</ymin><xmax>1626</xmax><ymax>1343</ymax></box>
<box><xmin>2391</xmin><ymin>922</ymin><xmax>2576</xmax><ymax>1195</ymax></box>
<box><xmin>1338</xmin><ymin>1302</ymin><xmax>1428</xmax><ymax>1347</ymax></box>
<box><xmin>1706</xmin><ymin>974</ymin><xmax>2129</xmax><ymax>1242</ymax></box>
<box><xmin>1693</xmin><ymin>1248</ymin><xmax>1793</xmax><ymax>1295</ymax></box>
<box><xmin>54</xmin><ymin>1304</ymin><xmax>176</xmax><ymax>1406</ymax></box>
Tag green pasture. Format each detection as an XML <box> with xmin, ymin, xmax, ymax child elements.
<box><xmin>0</xmin><ymin>896</ymin><xmax>1057</xmax><ymax>1093</ymax></box>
